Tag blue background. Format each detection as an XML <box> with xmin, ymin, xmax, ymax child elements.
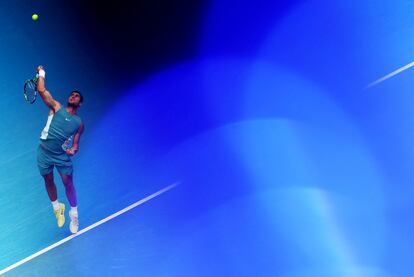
<box><xmin>0</xmin><ymin>0</ymin><xmax>413</xmax><ymax>276</ymax></box>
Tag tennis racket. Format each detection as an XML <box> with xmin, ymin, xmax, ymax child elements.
<box><xmin>23</xmin><ymin>77</ymin><xmax>38</xmax><ymax>104</ymax></box>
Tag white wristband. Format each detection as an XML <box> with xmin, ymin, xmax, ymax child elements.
<box><xmin>37</xmin><ymin>69</ymin><xmax>46</xmax><ymax>78</ymax></box>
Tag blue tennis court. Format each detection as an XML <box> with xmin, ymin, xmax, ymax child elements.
<box><xmin>1</xmin><ymin>0</ymin><xmax>414</xmax><ymax>276</ymax></box>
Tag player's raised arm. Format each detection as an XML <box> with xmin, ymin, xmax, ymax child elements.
<box><xmin>36</xmin><ymin>66</ymin><xmax>61</xmax><ymax>112</ymax></box>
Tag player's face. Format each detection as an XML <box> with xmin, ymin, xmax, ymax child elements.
<box><xmin>68</xmin><ymin>92</ymin><xmax>82</xmax><ymax>107</ymax></box>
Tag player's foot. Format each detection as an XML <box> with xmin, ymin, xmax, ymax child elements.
<box><xmin>69</xmin><ymin>210</ymin><xmax>79</xmax><ymax>234</ymax></box>
<box><xmin>54</xmin><ymin>203</ymin><xmax>65</xmax><ymax>228</ymax></box>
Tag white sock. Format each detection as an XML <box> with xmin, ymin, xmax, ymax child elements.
<box><xmin>70</xmin><ymin>206</ymin><xmax>78</xmax><ymax>215</ymax></box>
<box><xmin>52</xmin><ymin>200</ymin><xmax>60</xmax><ymax>211</ymax></box>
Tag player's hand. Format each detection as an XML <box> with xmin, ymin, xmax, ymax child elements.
<box><xmin>66</xmin><ymin>148</ymin><xmax>76</xmax><ymax>156</ymax></box>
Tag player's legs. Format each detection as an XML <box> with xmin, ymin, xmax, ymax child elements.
<box><xmin>38</xmin><ymin>146</ymin><xmax>58</xmax><ymax>202</ymax></box>
<box><xmin>59</xmin><ymin>172</ymin><xmax>77</xmax><ymax>207</ymax></box>
<box><xmin>42</xmin><ymin>172</ymin><xmax>57</xmax><ymax>201</ymax></box>
<box><xmin>54</xmin><ymin>152</ymin><xmax>76</xmax><ymax>206</ymax></box>
<box><xmin>54</xmin><ymin>152</ymin><xmax>78</xmax><ymax>233</ymax></box>
<box><xmin>42</xmin><ymin>172</ymin><xmax>66</xmax><ymax>228</ymax></box>
<box><xmin>59</xmin><ymin>172</ymin><xmax>79</xmax><ymax>233</ymax></box>
<box><xmin>38</xmin><ymin>146</ymin><xmax>65</xmax><ymax>227</ymax></box>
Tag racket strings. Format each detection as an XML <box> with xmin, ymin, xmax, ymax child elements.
<box><xmin>24</xmin><ymin>80</ymin><xmax>37</xmax><ymax>103</ymax></box>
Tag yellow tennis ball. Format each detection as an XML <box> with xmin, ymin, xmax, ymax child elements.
<box><xmin>32</xmin><ymin>14</ymin><xmax>39</xmax><ymax>21</ymax></box>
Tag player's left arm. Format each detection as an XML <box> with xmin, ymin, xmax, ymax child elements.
<box><xmin>66</xmin><ymin>123</ymin><xmax>85</xmax><ymax>156</ymax></box>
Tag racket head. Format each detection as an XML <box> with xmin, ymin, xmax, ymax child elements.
<box><xmin>24</xmin><ymin>78</ymin><xmax>38</xmax><ymax>104</ymax></box>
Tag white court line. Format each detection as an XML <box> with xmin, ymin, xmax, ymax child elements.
<box><xmin>365</xmin><ymin>60</ymin><xmax>414</xmax><ymax>89</ymax></box>
<box><xmin>0</xmin><ymin>182</ymin><xmax>179</xmax><ymax>276</ymax></box>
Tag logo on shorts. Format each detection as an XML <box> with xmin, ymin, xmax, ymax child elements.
<box><xmin>65</xmin><ymin>118</ymin><xmax>71</xmax><ymax>121</ymax></box>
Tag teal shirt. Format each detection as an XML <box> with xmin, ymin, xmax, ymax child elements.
<box><xmin>40</xmin><ymin>108</ymin><xmax>82</xmax><ymax>154</ymax></box>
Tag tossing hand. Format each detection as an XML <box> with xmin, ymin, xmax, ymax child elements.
<box><xmin>66</xmin><ymin>148</ymin><xmax>77</xmax><ymax>156</ymax></box>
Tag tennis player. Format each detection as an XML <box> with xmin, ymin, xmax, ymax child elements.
<box><xmin>36</xmin><ymin>65</ymin><xmax>84</xmax><ymax>234</ymax></box>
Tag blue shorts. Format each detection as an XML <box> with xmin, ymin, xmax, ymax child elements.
<box><xmin>37</xmin><ymin>145</ymin><xmax>73</xmax><ymax>176</ymax></box>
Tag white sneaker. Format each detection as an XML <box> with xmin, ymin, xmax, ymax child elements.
<box><xmin>69</xmin><ymin>210</ymin><xmax>79</xmax><ymax>234</ymax></box>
